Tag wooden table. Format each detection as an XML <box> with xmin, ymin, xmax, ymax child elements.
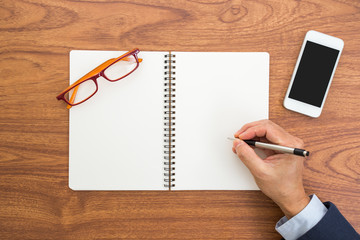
<box><xmin>1</xmin><ymin>0</ymin><xmax>359</xmax><ymax>239</ymax></box>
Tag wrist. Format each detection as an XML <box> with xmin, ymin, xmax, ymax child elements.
<box><xmin>277</xmin><ymin>193</ymin><xmax>310</xmax><ymax>219</ymax></box>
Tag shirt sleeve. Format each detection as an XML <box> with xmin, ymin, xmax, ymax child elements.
<box><xmin>275</xmin><ymin>194</ymin><xmax>328</xmax><ymax>240</ymax></box>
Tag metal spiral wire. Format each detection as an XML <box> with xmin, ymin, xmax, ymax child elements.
<box><xmin>163</xmin><ymin>53</ymin><xmax>176</xmax><ymax>189</ymax></box>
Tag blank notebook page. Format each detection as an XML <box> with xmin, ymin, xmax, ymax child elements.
<box><xmin>69</xmin><ymin>51</ymin><xmax>165</xmax><ymax>190</ymax></box>
<box><xmin>174</xmin><ymin>52</ymin><xmax>269</xmax><ymax>190</ymax></box>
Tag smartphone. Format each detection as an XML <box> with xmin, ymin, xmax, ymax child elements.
<box><xmin>283</xmin><ymin>30</ymin><xmax>344</xmax><ymax>117</ymax></box>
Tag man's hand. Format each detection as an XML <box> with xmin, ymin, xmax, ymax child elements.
<box><xmin>232</xmin><ymin>120</ymin><xmax>310</xmax><ymax>219</ymax></box>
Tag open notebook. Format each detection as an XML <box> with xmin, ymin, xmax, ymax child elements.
<box><xmin>69</xmin><ymin>50</ymin><xmax>269</xmax><ymax>190</ymax></box>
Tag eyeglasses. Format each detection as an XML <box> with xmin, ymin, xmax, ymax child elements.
<box><xmin>56</xmin><ymin>48</ymin><xmax>142</xmax><ymax>109</ymax></box>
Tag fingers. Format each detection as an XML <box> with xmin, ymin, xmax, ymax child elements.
<box><xmin>234</xmin><ymin>120</ymin><xmax>282</xmax><ymax>144</ymax></box>
<box><xmin>233</xmin><ymin>139</ymin><xmax>264</xmax><ymax>174</ymax></box>
<box><xmin>234</xmin><ymin>120</ymin><xmax>265</xmax><ymax>137</ymax></box>
<box><xmin>239</xmin><ymin>125</ymin><xmax>283</xmax><ymax>145</ymax></box>
<box><xmin>234</xmin><ymin>120</ymin><xmax>304</xmax><ymax>148</ymax></box>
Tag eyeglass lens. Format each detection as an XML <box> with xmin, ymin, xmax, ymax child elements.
<box><xmin>65</xmin><ymin>79</ymin><xmax>97</xmax><ymax>104</ymax></box>
<box><xmin>104</xmin><ymin>55</ymin><xmax>138</xmax><ymax>80</ymax></box>
<box><xmin>65</xmin><ymin>54</ymin><xmax>138</xmax><ymax>105</ymax></box>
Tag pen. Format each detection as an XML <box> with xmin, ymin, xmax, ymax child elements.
<box><xmin>227</xmin><ymin>137</ymin><xmax>309</xmax><ymax>157</ymax></box>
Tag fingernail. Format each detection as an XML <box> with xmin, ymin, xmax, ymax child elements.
<box><xmin>238</xmin><ymin>133</ymin><xmax>244</xmax><ymax>138</ymax></box>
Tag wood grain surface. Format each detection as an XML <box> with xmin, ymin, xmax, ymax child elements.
<box><xmin>0</xmin><ymin>0</ymin><xmax>359</xmax><ymax>239</ymax></box>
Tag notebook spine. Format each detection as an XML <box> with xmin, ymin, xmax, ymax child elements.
<box><xmin>164</xmin><ymin>52</ymin><xmax>176</xmax><ymax>190</ymax></box>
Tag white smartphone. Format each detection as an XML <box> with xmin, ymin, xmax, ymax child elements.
<box><xmin>283</xmin><ymin>30</ymin><xmax>344</xmax><ymax>117</ymax></box>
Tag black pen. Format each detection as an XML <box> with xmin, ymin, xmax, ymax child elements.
<box><xmin>228</xmin><ymin>137</ymin><xmax>309</xmax><ymax>157</ymax></box>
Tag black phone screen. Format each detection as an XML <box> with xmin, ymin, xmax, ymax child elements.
<box><xmin>288</xmin><ymin>41</ymin><xmax>339</xmax><ymax>107</ymax></box>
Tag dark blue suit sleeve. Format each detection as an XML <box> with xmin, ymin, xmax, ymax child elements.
<box><xmin>297</xmin><ymin>202</ymin><xmax>359</xmax><ymax>240</ymax></box>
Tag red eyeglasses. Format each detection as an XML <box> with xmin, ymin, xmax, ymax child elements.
<box><xmin>56</xmin><ymin>48</ymin><xmax>142</xmax><ymax>109</ymax></box>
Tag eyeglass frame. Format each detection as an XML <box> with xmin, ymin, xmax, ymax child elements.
<box><xmin>56</xmin><ymin>48</ymin><xmax>141</xmax><ymax>109</ymax></box>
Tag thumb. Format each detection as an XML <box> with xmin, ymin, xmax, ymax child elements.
<box><xmin>233</xmin><ymin>139</ymin><xmax>264</xmax><ymax>174</ymax></box>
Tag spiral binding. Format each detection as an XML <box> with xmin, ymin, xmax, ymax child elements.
<box><xmin>164</xmin><ymin>52</ymin><xmax>176</xmax><ymax>189</ymax></box>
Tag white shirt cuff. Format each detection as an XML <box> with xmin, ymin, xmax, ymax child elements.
<box><xmin>275</xmin><ymin>194</ymin><xmax>328</xmax><ymax>240</ymax></box>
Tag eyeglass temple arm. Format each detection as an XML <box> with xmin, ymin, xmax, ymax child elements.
<box><xmin>66</xmin><ymin>86</ymin><xmax>79</xmax><ymax>109</ymax></box>
<box><xmin>66</xmin><ymin>56</ymin><xmax>142</xmax><ymax>109</ymax></box>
